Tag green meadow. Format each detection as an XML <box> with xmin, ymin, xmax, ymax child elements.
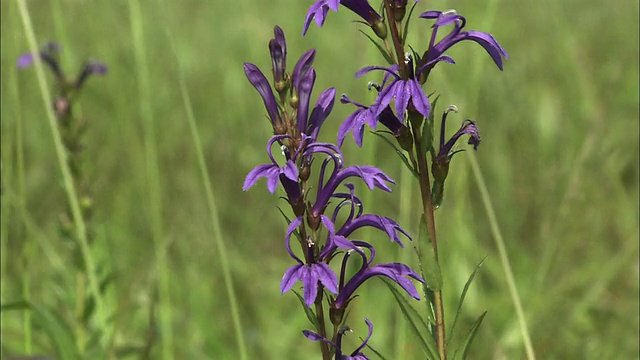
<box><xmin>1</xmin><ymin>0</ymin><xmax>638</xmax><ymax>359</ymax></box>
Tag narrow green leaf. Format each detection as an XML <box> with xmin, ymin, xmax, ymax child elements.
<box><xmin>363</xmin><ymin>341</ymin><xmax>388</xmax><ymax>360</ymax></box>
<box><xmin>448</xmin><ymin>257</ymin><xmax>487</xmax><ymax>344</ymax></box>
<box><xmin>381</xmin><ymin>278</ymin><xmax>438</xmax><ymax>359</ymax></box>
<box><xmin>451</xmin><ymin>311</ymin><xmax>487</xmax><ymax>360</ymax></box>
<box><xmin>417</xmin><ymin>216</ymin><xmax>443</xmax><ymax>291</ymax></box>
<box><xmin>2</xmin><ymin>300</ymin><xmax>82</xmax><ymax>360</ymax></box>
<box><xmin>276</xmin><ymin>206</ymin><xmax>293</xmax><ymax>225</ymax></box>
<box><xmin>292</xmin><ymin>290</ymin><xmax>321</xmax><ymax>331</ymax></box>
<box><xmin>82</xmin><ymin>271</ymin><xmax>115</xmax><ymax>323</ymax></box>
<box><xmin>358</xmin><ymin>30</ymin><xmax>394</xmax><ymax>65</ymax></box>
<box><xmin>401</xmin><ymin>2</ymin><xmax>420</xmax><ymax>46</ymax></box>
<box><xmin>370</xmin><ymin>131</ymin><xmax>419</xmax><ymax>179</ymax></box>
<box><xmin>421</xmin><ymin>95</ymin><xmax>440</xmax><ymax>155</ymax></box>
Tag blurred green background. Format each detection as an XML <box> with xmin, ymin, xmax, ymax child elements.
<box><xmin>1</xmin><ymin>0</ymin><xmax>638</xmax><ymax>359</ymax></box>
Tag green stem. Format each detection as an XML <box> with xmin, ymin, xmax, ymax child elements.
<box><xmin>383</xmin><ymin>0</ymin><xmax>407</xmax><ymax>77</ymax></box>
<box><xmin>411</xmin><ymin>114</ymin><xmax>447</xmax><ymax>360</ymax></box>
<box><xmin>16</xmin><ymin>0</ymin><xmax>109</xmax><ymax>349</ymax></box>
<box><xmin>314</xmin><ymin>295</ymin><xmax>331</xmax><ymax>360</ymax></box>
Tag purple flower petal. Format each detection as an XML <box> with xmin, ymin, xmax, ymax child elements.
<box><xmin>244</xmin><ymin>63</ymin><xmax>282</xmax><ymax>127</ymax></box>
<box><xmin>17</xmin><ymin>53</ymin><xmax>35</xmax><ymax>68</ymax></box>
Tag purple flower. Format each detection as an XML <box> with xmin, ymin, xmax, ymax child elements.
<box><xmin>280</xmin><ymin>216</ymin><xmax>339</xmax><ymax>307</ymax></box>
<box><xmin>269</xmin><ymin>25</ymin><xmax>287</xmax><ymax>87</ymax></box>
<box><xmin>243</xmin><ymin>135</ymin><xmax>302</xmax><ymax>193</ymax></box>
<box><xmin>356</xmin><ymin>53</ymin><xmax>431</xmax><ymax>121</ymax></box>
<box><xmin>334</xmin><ymin>240</ymin><xmax>424</xmax><ymax>308</ymax></box>
<box><xmin>303</xmin><ymin>0</ymin><xmax>382</xmax><ymax>36</ymax></box>
<box><xmin>338</xmin><ymin>94</ymin><xmax>405</xmax><ymax>147</ymax></box>
<box><xmin>431</xmin><ymin>106</ymin><xmax>480</xmax><ymax>203</ymax></box>
<box><xmin>331</xmin><ymin>183</ymin><xmax>410</xmax><ymax>247</ymax></box>
<box><xmin>17</xmin><ymin>41</ymin><xmax>63</xmax><ymax>79</ymax></box>
<box><xmin>435</xmin><ymin>106</ymin><xmax>481</xmax><ymax>164</ymax></box>
<box><xmin>419</xmin><ymin>10</ymin><xmax>508</xmax><ymax>71</ymax></box>
<box><xmin>245</xmin><ymin>41</ymin><xmax>336</xmax><ymax>140</ymax></box>
<box><xmin>337</xmin><ymin>95</ymin><xmax>378</xmax><ymax>147</ymax></box>
<box><xmin>303</xmin><ymin>143</ymin><xmax>395</xmax><ymax>218</ymax></box>
<box><xmin>74</xmin><ymin>60</ymin><xmax>108</xmax><ymax>89</ymax></box>
<box><xmin>303</xmin><ymin>318</ymin><xmax>375</xmax><ymax>359</ymax></box>
<box><xmin>17</xmin><ymin>42</ymin><xmax>107</xmax><ymax>89</ymax></box>
<box><xmin>244</xmin><ymin>62</ymin><xmax>284</xmax><ymax>133</ymax></box>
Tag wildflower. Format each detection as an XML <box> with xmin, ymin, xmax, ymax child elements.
<box><xmin>244</xmin><ymin>63</ymin><xmax>285</xmax><ymax>133</ymax></box>
<box><xmin>338</xmin><ymin>94</ymin><xmax>405</xmax><ymax>147</ymax></box>
<box><xmin>419</xmin><ymin>10</ymin><xmax>508</xmax><ymax>73</ymax></box>
<box><xmin>337</xmin><ymin>95</ymin><xmax>378</xmax><ymax>147</ymax></box>
<box><xmin>280</xmin><ymin>216</ymin><xmax>339</xmax><ymax>307</ymax></box>
<box><xmin>303</xmin><ymin>143</ymin><xmax>394</xmax><ymax>219</ymax></box>
<box><xmin>303</xmin><ymin>318</ymin><xmax>375</xmax><ymax>359</ymax></box>
<box><xmin>242</xmin><ymin>135</ymin><xmax>301</xmax><ymax>193</ymax></box>
<box><xmin>75</xmin><ymin>60</ymin><xmax>108</xmax><ymax>89</ymax></box>
<box><xmin>356</xmin><ymin>53</ymin><xmax>431</xmax><ymax>121</ymax></box>
<box><xmin>303</xmin><ymin>0</ymin><xmax>385</xmax><ymax>38</ymax></box>
<box><xmin>331</xmin><ymin>183</ymin><xmax>410</xmax><ymax>247</ymax></box>
<box><xmin>334</xmin><ymin>240</ymin><xmax>424</xmax><ymax>308</ymax></box>
<box><xmin>269</xmin><ymin>25</ymin><xmax>288</xmax><ymax>91</ymax></box>
<box><xmin>17</xmin><ymin>41</ymin><xmax>63</xmax><ymax>79</ymax></box>
<box><xmin>431</xmin><ymin>106</ymin><xmax>480</xmax><ymax>206</ymax></box>
<box><xmin>17</xmin><ymin>42</ymin><xmax>107</xmax><ymax>89</ymax></box>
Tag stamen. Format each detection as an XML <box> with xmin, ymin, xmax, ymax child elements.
<box><xmin>445</xmin><ymin>105</ymin><xmax>458</xmax><ymax>114</ymax></box>
<box><xmin>367</xmin><ymin>81</ymin><xmax>381</xmax><ymax>92</ymax></box>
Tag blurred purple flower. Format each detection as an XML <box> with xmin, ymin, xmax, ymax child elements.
<box><xmin>74</xmin><ymin>60</ymin><xmax>108</xmax><ymax>88</ymax></box>
<box><xmin>303</xmin><ymin>0</ymin><xmax>382</xmax><ymax>36</ymax></box>
<box><xmin>17</xmin><ymin>41</ymin><xmax>64</xmax><ymax>79</ymax></box>
<box><xmin>419</xmin><ymin>10</ymin><xmax>508</xmax><ymax>71</ymax></box>
<box><xmin>303</xmin><ymin>318</ymin><xmax>375</xmax><ymax>359</ymax></box>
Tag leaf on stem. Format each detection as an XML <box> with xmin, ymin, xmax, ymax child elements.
<box><xmin>401</xmin><ymin>2</ymin><xmax>420</xmax><ymax>47</ymax></box>
<box><xmin>450</xmin><ymin>311</ymin><xmax>487</xmax><ymax>360</ymax></box>
<box><xmin>358</xmin><ymin>30</ymin><xmax>395</xmax><ymax>65</ymax></box>
<box><xmin>292</xmin><ymin>290</ymin><xmax>321</xmax><ymax>331</ymax></box>
<box><xmin>370</xmin><ymin>131</ymin><xmax>419</xmax><ymax>179</ymax></box>
<box><xmin>417</xmin><ymin>215</ymin><xmax>442</xmax><ymax>291</ymax></box>
<box><xmin>421</xmin><ymin>95</ymin><xmax>440</xmax><ymax>155</ymax></box>
<box><xmin>381</xmin><ymin>278</ymin><xmax>438</xmax><ymax>359</ymax></box>
<box><xmin>448</xmin><ymin>256</ymin><xmax>486</xmax><ymax>344</ymax></box>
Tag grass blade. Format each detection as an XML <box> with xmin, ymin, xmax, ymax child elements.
<box><xmin>2</xmin><ymin>300</ymin><xmax>81</xmax><ymax>360</ymax></box>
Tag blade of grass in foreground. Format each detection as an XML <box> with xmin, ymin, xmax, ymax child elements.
<box><xmin>463</xmin><ymin>0</ymin><xmax>536</xmax><ymax>357</ymax></box>
<box><xmin>16</xmin><ymin>0</ymin><xmax>109</xmax><ymax>350</ymax></box>
<box><xmin>175</xmin><ymin>49</ymin><xmax>249</xmax><ymax>360</ymax></box>
<box><xmin>128</xmin><ymin>0</ymin><xmax>173</xmax><ymax>358</ymax></box>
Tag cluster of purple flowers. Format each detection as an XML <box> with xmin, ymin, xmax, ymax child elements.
<box><xmin>17</xmin><ymin>41</ymin><xmax>107</xmax><ymax>117</ymax></box>
<box><xmin>245</xmin><ymin>1</ymin><xmax>507</xmax><ymax>357</ymax></box>
<box><xmin>243</xmin><ymin>25</ymin><xmax>424</xmax><ymax>355</ymax></box>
